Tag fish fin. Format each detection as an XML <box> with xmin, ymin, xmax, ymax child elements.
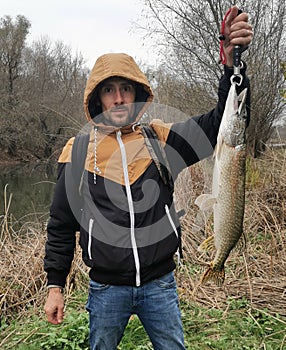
<box><xmin>214</xmin><ymin>140</ymin><xmax>222</xmax><ymax>159</ymax></box>
<box><xmin>195</xmin><ymin>194</ymin><xmax>217</xmax><ymax>212</ymax></box>
<box><xmin>198</xmin><ymin>235</ymin><xmax>215</xmax><ymax>253</ymax></box>
<box><xmin>214</xmin><ymin>129</ymin><xmax>225</xmax><ymax>160</ymax></box>
<box><xmin>200</xmin><ymin>264</ymin><xmax>225</xmax><ymax>287</ymax></box>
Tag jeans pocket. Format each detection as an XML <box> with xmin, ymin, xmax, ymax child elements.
<box><xmin>154</xmin><ymin>272</ymin><xmax>176</xmax><ymax>289</ymax></box>
<box><xmin>89</xmin><ymin>279</ymin><xmax>110</xmax><ymax>291</ymax></box>
<box><xmin>86</xmin><ymin>280</ymin><xmax>111</xmax><ymax>313</ymax></box>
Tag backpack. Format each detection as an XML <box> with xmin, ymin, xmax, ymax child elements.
<box><xmin>70</xmin><ymin>125</ymin><xmax>183</xmax><ymax>260</ymax></box>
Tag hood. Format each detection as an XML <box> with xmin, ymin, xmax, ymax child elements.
<box><xmin>83</xmin><ymin>53</ymin><xmax>154</xmax><ymax>125</ymax></box>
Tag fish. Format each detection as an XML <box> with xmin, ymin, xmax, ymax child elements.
<box><xmin>195</xmin><ymin>83</ymin><xmax>248</xmax><ymax>287</ymax></box>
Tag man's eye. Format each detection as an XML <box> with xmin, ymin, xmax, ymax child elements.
<box><xmin>123</xmin><ymin>85</ymin><xmax>132</xmax><ymax>92</ymax></box>
<box><xmin>103</xmin><ymin>87</ymin><xmax>112</xmax><ymax>93</ymax></box>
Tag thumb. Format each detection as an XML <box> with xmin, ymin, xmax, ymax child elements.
<box><xmin>225</xmin><ymin>6</ymin><xmax>239</xmax><ymax>27</ymax></box>
<box><xmin>57</xmin><ymin>307</ymin><xmax>64</xmax><ymax>324</ymax></box>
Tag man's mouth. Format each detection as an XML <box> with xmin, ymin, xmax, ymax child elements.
<box><xmin>111</xmin><ymin>107</ymin><xmax>128</xmax><ymax>112</ymax></box>
<box><xmin>110</xmin><ymin>107</ymin><xmax>129</xmax><ymax>117</ymax></box>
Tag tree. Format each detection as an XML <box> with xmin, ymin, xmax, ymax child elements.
<box><xmin>0</xmin><ymin>15</ymin><xmax>30</xmax><ymax>101</ymax></box>
<box><xmin>281</xmin><ymin>61</ymin><xmax>286</xmax><ymax>99</ymax></box>
<box><xmin>0</xmin><ymin>15</ymin><xmax>88</xmax><ymax>162</ymax></box>
<box><xmin>144</xmin><ymin>65</ymin><xmax>216</xmax><ymax>118</ymax></box>
<box><xmin>16</xmin><ymin>37</ymin><xmax>87</xmax><ymax>159</ymax></box>
<box><xmin>140</xmin><ymin>0</ymin><xmax>286</xmax><ymax>156</ymax></box>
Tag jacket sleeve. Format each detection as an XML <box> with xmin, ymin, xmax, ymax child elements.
<box><xmin>44</xmin><ymin>162</ymin><xmax>80</xmax><ymax>287</ymax></box>
<box><xmin>165</xmin><ymin>64</ymin><xmax>250</xmax><ymax>177</ymax></box>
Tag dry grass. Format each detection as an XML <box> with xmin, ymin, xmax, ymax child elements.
<box><xmin>0</xmin><ymin>148</ymin><xmax>285</xmax><ymax>323</ymax></box>
<box><xmin>0</xmin><ymin>221</ymin><xmax>47</xmax><ymax>320</ymax></box>
<box><xmin>0</xmin><ymin>201</ymin><xmax>88</xmax><ymax>322</ymax></box>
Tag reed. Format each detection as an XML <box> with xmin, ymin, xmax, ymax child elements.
<box><xmin>0</xmin><ymin>204</ymin><xmax>88</xmax><ymax>323</ymax></box>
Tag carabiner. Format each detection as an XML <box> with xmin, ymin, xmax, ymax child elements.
<box><xmin>231</xmin><ymin>45</ymin><xmax>243</xmax><ymax>86</ymax></box>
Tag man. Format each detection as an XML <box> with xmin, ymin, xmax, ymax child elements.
<box><xmin>44</xmin><ymin>6</ymin><xmax>253</xmax><ymax>350</ymax></box>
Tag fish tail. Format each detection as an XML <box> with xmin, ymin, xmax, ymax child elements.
<box><xmin>200</xmin><ymin>264</ymin><xmax>225</xmax><ymax>287</ymax></box>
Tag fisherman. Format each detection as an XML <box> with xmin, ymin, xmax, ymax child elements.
<box><xmin>44</xmin><ymin>6</ymin><xmax>253</xmax><ymax>350</ymax></box>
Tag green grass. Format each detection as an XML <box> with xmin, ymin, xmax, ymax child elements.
<box><xmin>1</xmin><ymin>292</ymin><xmax>285</xmax><ymax>350</ymax></box>
<box><xmin>182</xmin><ymin>299</ymin><xmax>286</xmax><ymax>349</ymax></box>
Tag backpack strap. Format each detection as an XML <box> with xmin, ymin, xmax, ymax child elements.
<box><xmin>141</xmin><ymin>125</ymin><xmax>174</xmax><ymax>196</ymax></box>
<box><xmin>71</xmin><ymin>133</ymin><xmax>90</xmax><ymax>195</ymax></box>
<box><xmin>142</xmin><ymin>125</ymin><xmax>184</xmax><ymax>261</ymax></box>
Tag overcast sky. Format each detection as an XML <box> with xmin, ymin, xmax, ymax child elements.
<box><xmin>1</xmin><ymin>0</ymin><xmax>159</xmax><ymax>69</ymax></box>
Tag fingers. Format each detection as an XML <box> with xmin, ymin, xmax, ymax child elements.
<box><xmin>44</xmin><ymin>292</ymin><xmax>65</xmax><ymax>325</ymax></box>
<box><xmin>45</xmin><ymin>304</ymin><xmax>64</xmax><ymax>324</ymax></box>
<box><xmin>46</xmin><ymin>308</ymin><xmax>64</xmax><ymax>324</ymax></box>
<box><xmin>230</xmin><ymin>33</ymin><xmax>253</xmax><ymax>47</ymax></box>
<box><xmin>225</xmin><ymin>7</ymin><xmax>253</xmax><ymax>47</ymax></box>
<box><xmin>230</xmin><ymin>18</ymin><xmax>251</xmax><ymax>35</ymax></box>
<box><xmin>229</xmin><ymin>21</ymin><xmax>253</xmax><ymax>46</ymax></box>
<box><xmin>225</xmin><ymin>5</ymin><xmax>239</xmax><ymax>26</ymax></box>
<box><xmin>222</xmin><ymin>6</ymin><xmax>253</xmax><ymax>66</ymax></box>
<box><xmin>225</xmin><ymin>6</ymin><xmax>249</xmax><ymax>27</ymax></box>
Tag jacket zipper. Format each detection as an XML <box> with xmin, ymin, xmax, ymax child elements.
<box><xmin>165</xmin><ymin>204</ymin><xmax>181</xmax><ymax>266</ymax></box>
<box><xmin>116</xmin><ymin>130</ymin><xmax>141</xmax><ymax>286</ymax></box>
<box><xmin>88</xmin><ymin>218</ymin><xmax>94</xmax><ymax>260</ymax></box>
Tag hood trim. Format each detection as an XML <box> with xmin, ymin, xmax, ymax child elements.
<box><xmin>83</xmin><ymin>53</ymin><xmax>154</xmax><ymax>123</ymax></box>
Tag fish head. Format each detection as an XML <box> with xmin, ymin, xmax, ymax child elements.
<box><xmin>219</xmin><ymin>86</ymin><xmax>248</xmax><ymax>148</ymax></box>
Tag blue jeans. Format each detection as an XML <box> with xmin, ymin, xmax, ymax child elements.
<box><xmin>86</xmin><ymin>272</ymin><xmax>185</xmax><ymax>350</ymax></box>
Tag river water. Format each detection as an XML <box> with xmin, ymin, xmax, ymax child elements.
<box><xmin>0</xmin><ymin>163</ymin><xmax>57</xmax><ymax>224</ymax></box>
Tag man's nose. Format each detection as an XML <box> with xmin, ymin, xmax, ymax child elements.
<box><xmin>114</xmin><ymin>88</ymin><xmax>124</xmax><ymax>104</ymax></box>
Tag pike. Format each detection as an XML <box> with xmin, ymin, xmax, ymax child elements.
<box><xmin>195</xmin><ymin>82</ymin><xmax>248</xmax><ymax>286</ymax></box>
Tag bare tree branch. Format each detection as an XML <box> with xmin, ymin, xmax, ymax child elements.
<box><xmin>139</xmin><ymin>0</ymin><xmax>286</xmax><ymax>156</ymax></box>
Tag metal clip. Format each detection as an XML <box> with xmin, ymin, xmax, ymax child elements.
<box><xmin>231</xmin><ymin>45</ymin><xmax>243</xmax><ymax>86</ymax></box>
<box><xmin>231</xmin><ymin>69</ymin><xmax>243</xmax><ymax>86</ymax></box>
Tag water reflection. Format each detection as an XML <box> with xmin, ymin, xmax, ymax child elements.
<box><xmin>0</xmin><ymin>163</ymin><xmax>56</xmax><ymax>223</ymax></box>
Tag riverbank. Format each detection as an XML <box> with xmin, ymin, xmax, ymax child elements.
<box><xmin>0</xmin><ymin>147</ymin><xmax>60</xmax><ymax>169</ymax></box>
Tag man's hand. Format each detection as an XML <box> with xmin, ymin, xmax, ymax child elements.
<box><xmin>44</xmin><ymin>288</ymin><xmax>65</xmax><ymax>325</ymax></box>
<box><xmin>223</xmin><ymin>6</ymin><xmax>253</xmax><ymax>67</ymax></box>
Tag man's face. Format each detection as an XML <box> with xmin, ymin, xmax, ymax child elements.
<box><xmin>98</xmin><ymin>77</ymin><xmax>136</xmax><ymax>127</ymax></box>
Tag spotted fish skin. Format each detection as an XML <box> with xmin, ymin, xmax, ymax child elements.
<box><xmin>195</xmin><ymin>84</ymin><xmax>248</xmax><ymax>286</ymax></box>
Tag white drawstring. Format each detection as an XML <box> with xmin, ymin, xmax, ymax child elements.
<box><xmin>93</xmin><ymin>127</ymin><xmax>101</xmax><ymax>184</ymax></box>
<box><xmin>88</xmin><ymin>218</ymin><xmax>94</xmax><ymax>260</ymax></box>
<box><xmin>116</xmin><ymin>130</ymin><xmax>141</xmax><ymax>286</ymax></box>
